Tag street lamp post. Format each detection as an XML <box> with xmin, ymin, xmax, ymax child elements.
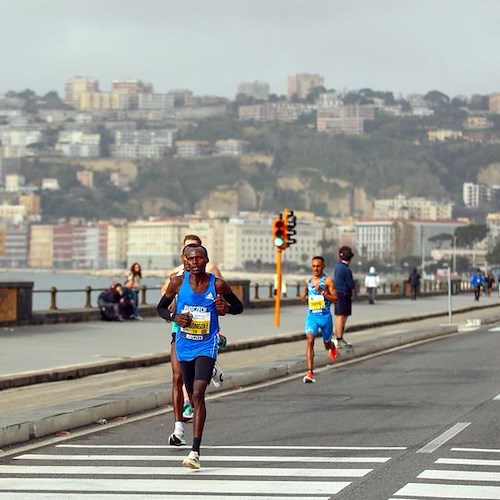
<box><xmin>444</xmin><ymin>262</ymin><xmax>452</xmax><ymax>325</ymax></box>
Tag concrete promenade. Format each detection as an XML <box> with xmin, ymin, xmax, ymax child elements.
<box><xmin>1</xmin><ymin>293</ymin><xmax>500</xmax><ymax>449</ymax></box>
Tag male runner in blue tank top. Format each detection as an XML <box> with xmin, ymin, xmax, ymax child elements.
<box><xmin>300</xmin><ymin>256</ymin><xmax>339</xmax><ymax>383</ymax></box>
<box><xmin>157</xmin><ymin>245</ymin><xmax>243</xmax><ymax>469</ymax></box>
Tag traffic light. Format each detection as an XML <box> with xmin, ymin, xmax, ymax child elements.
<box><xmin>272</xmin><ymin>214</ymin><xmax>287</xmax><ymax>249</ymax></box>
<box><xmin>285</xmin><ymin>209</ymin><xmax>297</xmax><ymax>246</ymax></box>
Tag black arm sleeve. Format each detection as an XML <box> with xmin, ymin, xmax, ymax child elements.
<box><xmin>224</xmin><ymin>291</ymin><xmax>244</xmax><ymax>315</ymax></box>
<box><xmin>157</xmin><ymin>294</ymin><xmax>175</xmax><ymax>320</ymax></box>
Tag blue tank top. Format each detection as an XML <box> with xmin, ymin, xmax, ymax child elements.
<box><xmin>175</xmin><ymin>272</ymin><xmax>219</xmax><ymax>361</ymax></box>
<box><xmin>306</xmin><ymin>274</ymin><xmax>331</xmax><ymax>315</ymax></box>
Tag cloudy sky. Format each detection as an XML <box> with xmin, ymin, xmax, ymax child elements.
<box><xmin>1</xmin><ymin>0</ymin><xmax>499</xmax><ymax>99</ymax></box>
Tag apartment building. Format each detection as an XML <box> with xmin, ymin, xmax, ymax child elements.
<box><xmin>56</xmin><ymin>131</ymin><xmax>101</xmax><ymax>157</ymax></box>
<box><xmin>355</xmin><ymin>219</ymin><xmax>467</xmax><ymax>262</ymax></box>
<box><xmin>29</xmin><ymin>224</ymin><xmax>53</xmax><ymax>268</ymax></box>
<box><xmin>427</xmin><ymin>129</ymin><xmax>463</xmax><ymax>141</ymax></box>
<box><xmin>463</xmin><ymin>182</ymin><xmax>497</xmax><ymax>207</ymax></box>
<box><xmin>0</xmin><ymin>222</ymin><xmax>29</xmax><ymax>267</ymax></box>
<box><xmin>237</xmin><ymin>81</ymin><xmax>270</xmax><ymax>100</ymax></box>
<box><xmin>126</xmin><ymin>218</ymin><xmax>191</xmax><ymax>270</ymax></box>
<box><xmin>111</xmin><ymin>128</ymin><xmax>178</xmax><ymax>159</ymax></box>
<box><xmin>78</xmin><ymin>91</ymin><xmax>129</xmax><ymax>111</ymax></box>
<box><xmin>287</xmin><ymin>73</ymin><xmax>324</xmax><ymax>99</ymax></box>
<box><xmin>238</xmin><ymin>102</ymin><xmax>310</xmax><ymax>123</ymax></box>
<box><xmin>0</xmin><ymin>129</ymin><xmax>42</xmax><ymax>147</ymax></box>
<box><xmin>175</xmin><ymin>140</ymin><xmax>212</xmax><ymax>158</ymax></box>
<box><xmin>374</xmin><ymin>195</ymin><xmax>454</xmax><ymax>220</ymax></box>
<box><xmin>111</xmin><ymin>79</ymin><xmax>153</xmax><ymax>109</ymax></box>
<box><xmin>223</xmin><ymin>215</ymin><xmax>324</xmax><ymax>270</ymax></box>
<box><xmin>65</xmin><ymin>77</ymin><xmax>99</xmax><ymax>107</ymax></box>
<box><xmin>138</xmin><ymin>93</ymin><xmax>175</xmax><ymax>110</ymax></box>
<box><xmin>488</xmin><ymin>93</ymin><xmax>500</xmax><ymax>114</ymax></box>
<box><xmin>214</xmin><ymin>139</ymin><xmax>251</xmax><ymax>156</ymax></box>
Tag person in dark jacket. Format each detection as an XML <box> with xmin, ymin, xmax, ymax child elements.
<box><xmin>408</xmin><ymin>268</ymin><xmax>421</xmax><ymax>301</ymax></box>
<box><xmin>97</xmin><ymin>283</ymin><xmax>124</xmax><ymax>321</ymax></box>
<box><xmin>332</xmin><ymin>246</ymin><xmax>355</xmax><ymax>348</ymax></box>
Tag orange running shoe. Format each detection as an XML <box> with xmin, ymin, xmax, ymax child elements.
<box><xmin>303</xmin><ymin>370</ymin><xmax>316</xmax><ymax>383</ymax></box>
<box><xmin>328</xmin><ymin>344</ymin><xmax>339</xmax><ymax>361</ymax></box>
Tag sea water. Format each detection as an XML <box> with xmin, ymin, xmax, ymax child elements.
<box><xmin>0</xmin><ymin>270</ymin><xmax>165</xmax><ymax>311</ymax></box>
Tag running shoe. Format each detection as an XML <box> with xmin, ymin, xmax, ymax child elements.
<box><xmin>336</xmin><ymin>337</ymin><xmax>352</xmax><ymax>349</ymax></box>
<box><xmin>328</xmin><ymin>343</ymin><xmax>339</xmax><ymax>361</ymax></box>
<box><xmin>303</xmin><ymin>370</ymin><xmax>316</xmax><ymax>383</ymax></box>
<box><xmin>182</xmin><ymin>450</ymin><xmax>201</xmax><ymax>469</ymax></box>
<box><xmin>212</xmin><ymin>362</ymin><xmax>224</xmax><ymax>388</ymax></box>
<box><xmin>182</xmin><ymin>404</ymin><xmax>194</xmax><ymax>422</ymax></box>
<box><xmin>168</xmin><ymin>432</ymin><xmax>186</xmax><ymax>446</ymax></box>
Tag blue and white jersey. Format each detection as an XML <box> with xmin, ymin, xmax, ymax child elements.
<box><xmin>306</xmin><ymin>274</ymin><xmax>331</xmax><ymax>315</ymax></box>
<box><xmin>175</xmin><ymin>272</ymin><xmax>219</xmax><ymax>361</ymax></box>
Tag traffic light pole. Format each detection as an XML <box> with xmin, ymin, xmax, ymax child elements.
<box><xmin>274</xmin><ymin>247</ymin><xmax>282</xmax><ymax>327</ymax></box>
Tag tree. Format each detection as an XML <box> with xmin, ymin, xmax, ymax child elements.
<box><xmin>454</xmin><ymin>224</ymin><xmax>487</xmax><ymax>248</ymax></box>
<box><xmin>486</xmin><ymin>239</ymin><xmax>500</xmax><ymax>266</ymax></box>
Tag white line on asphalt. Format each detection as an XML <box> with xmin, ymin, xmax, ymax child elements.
<box><xmin>416</xmin><ymin>422</ymin><xmax>471</xmax><ymax>454</ymax></box>
<box><xmin>57</xmin><ymin>444</ymin><xmax>406</xmax><ymax>451</ymax></box>
<box><xmin>14</xmin><ymin>453</ymin><xmax>391</xmax><ymax>463</ymax></box>
<box><xmin>394</xmin><ymin>482</ymin><xmax>500</xmax><ymax>498</ymax></box>
<box><xmin>437</xmin><ymin>458</ymin><xmax>500</xmax><ymax>466</ymax></box>
<box><xmin>494</xmin><ymin>393</ymin><xmax>500</xmax><ymax>400</ymax></box>
<box><xmin>419</xmin><ymin>469</ymin><xmax>500</xmax><ymax>482</ymax></box>
<box><xmin>0</xmin><ymin>478</ymin><xmax>351</xmax><ymax>496</ymax></box>
<box><xmin>0</xmin><ymin>465</ymin><xmax>372</xmax><ymax>477</ymax></box>
<box><xmin>488</xmin><ymin>326</ymin><xmax>500</xmax><ymax>331</ymax></box>
<box><xmin>0</xmin><ymin>496</ymin><xmax>330</xmax><ymax>500</ymax></box>
<box><xmin>452</xmin><ymin>447</ymin><xmax>500</xmax><ymax>453</ymax></box>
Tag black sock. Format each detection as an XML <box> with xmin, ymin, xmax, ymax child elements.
<box><xmin>192</xmin><ymin>437</ymin><xmax>202</xmax><ymax>453</ymax></box>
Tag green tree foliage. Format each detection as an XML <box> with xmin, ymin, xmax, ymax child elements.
<box><xmin>486</xmin><ymin>239</ymin><xmax>500</xmax><ymax>266</ymax></box>
<box><xmin>454</xmin><ymin>224</ymin><xmax>487</xmax><ymax>248</ymax></box>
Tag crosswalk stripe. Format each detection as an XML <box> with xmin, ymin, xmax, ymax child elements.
<box><xmin>419</xmin><ymin>469</ymin><xmax>500</xmax><ymax>482</ymax></box>
<box><xmin>437</xmin><ymin>458</ymin><xmax>500</xmax><ymax>466</ymax></box>
<box><xmin>0</xmin><ymin>478</ymin><xmax>351</xmax><ymax>495</ymax></box>
<box><xmin>57</xmin><ymin>444</ymin><xmax>405</xmax><ymax>451</ymax></box>
<box><xmin>394</xmin><ymin>482</ymin><xmax>500</xmax><ymax>498</ymax></box>
<box><xmin>451</xmin><ymin>447</ymin><xmax>500</xmax><ymax>453</ymax></box>
<box><xmin>14</xmin><ymin>453</ymin><xmax>390</xmax><ymax>463</ymax></box>
<box><xmin>0</xmin><ymin>465</ymin><xmax>372</xmax><ymax>477</ymax></box>
<box><xmin>0</xmin><ymin>495</ymin><xmax>330</xmax><ymax>500</ymax></box>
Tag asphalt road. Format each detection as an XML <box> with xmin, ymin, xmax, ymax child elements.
<box><xmin>1</xmin><ymin>323</ymin><xmax>499</xmax><ymax>499</ymax></box>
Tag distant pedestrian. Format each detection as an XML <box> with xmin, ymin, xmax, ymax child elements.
<box><xmin>470</xmin><ymin>268</ymin><xmax>484</xmax><ymax>301</ymax></box>
<box><xmin>485</xmin><ymin>272</ymin><xmax>495</xmax><ymax>297</ymax></box>
<box><xmin>408</xmin><ymin>268</ymin><xmax>421</xmax><ymax>301</ymax></box>
<box><xmin>364</xmin><ymin>266</ymin><xmax>380</xmax><ymax>305</ymax></box>
<box><xmin>332</xmin><ymin>246</ymin><xmax>355</xmax><ymax>348</ymax></box>
<box><xmin>300</xmin><ymin>256</ymin><xmax>339</xmax><ymax>383</ymax></box>
<box><xmin>126</xmin><ymin>262</ymin><xmax>143</xmax><ymax>320</ymax></box>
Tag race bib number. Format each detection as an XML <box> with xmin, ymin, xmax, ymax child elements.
<box><xmin>180</xmin><ymin>309</ymin><xmax>211</xmax><ymax>340</ymax></box>
<box><xmin>308</xmin><ymin>294</ymin><xmax>325</xmax><ymax>313</ymax></box>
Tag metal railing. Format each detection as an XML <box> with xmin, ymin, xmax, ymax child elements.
<box><xmin>31</xmin><ymin>279</ymin><xmax>471</xmax><ymax>311</ymax></box>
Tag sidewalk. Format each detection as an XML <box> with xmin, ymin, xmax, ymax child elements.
<box><xmin>1</xmin><ymin>294</ymin><xmax>500</xmax><ymax>449</ymax></box>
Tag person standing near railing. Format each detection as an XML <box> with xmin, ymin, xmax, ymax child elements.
<box><xmin>126</xmin><ymin>262</ymin><xmax>143</xmax><ymax>320</ymax></box>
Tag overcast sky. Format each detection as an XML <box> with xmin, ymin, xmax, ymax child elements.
<box><xmin>1</xmin><ymin>0</ymin><xmax>499</xmax><ymax>99</ymax></box>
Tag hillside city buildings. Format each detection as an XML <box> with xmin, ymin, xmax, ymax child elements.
<box><xmin>1</xmin><ymin>72</ymin><xmax>500</xmax><ymax>270</ymax></box>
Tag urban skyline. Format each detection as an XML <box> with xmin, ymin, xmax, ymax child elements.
<box><xmin>2</xmin><ymin>0</ymin><xmax>500</xmax><ymax>99</ymax></box>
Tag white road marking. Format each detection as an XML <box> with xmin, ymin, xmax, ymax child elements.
<box><xmin>488</xmin><ymin>326</ymin><xmax>500</xmax><ymax>331</ymax></box>
<box><xmin>437</xmin><ymin>457</ymin><xmax>500</xmax><ymax>466</ymax></box>
<box><xmin>417</xmin><ymin>422</ymin><xmax>471</xmax><ymax>453</ymax></box>
<box><xmin>0</xmin><ymin>496</ymin><xmax>329</xmax><ymax>500</ymax></box>
<box><xmin>452</xmin><ymin>447</ymin><xmax>500</xmax><ymax>453</ymax></box>
<box><xmin>394</xmin><ymin>482</ymin><xmax>500</xmax><ymax>498</ymax></box>
<box><xmin>14</xmin><ymin>453</ymin><xmax>391</xmax><ymax>463</ymax></box>
<box><xmin>419</xmin><ymin>469</ymin><xmax>500</xmax><ymax>482</ymax></box>
<box><xmin>0</xmin><ymin>478</ymin><xmax>351</xmax><ymax>495</ymax></box>
<box><xmin>58</xmin><ymin>444</ymin><xmax>406</xmax><ymax>451</ymax></box>
<box><xmin>494</xmin><ymin>393</ymin><xmax>500</xmax><ymax>400</ymax></box>
<box><xmin>0</xmin><ymin>465</ymin><xmax>372</xmax><ymax>477</ymax></box>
